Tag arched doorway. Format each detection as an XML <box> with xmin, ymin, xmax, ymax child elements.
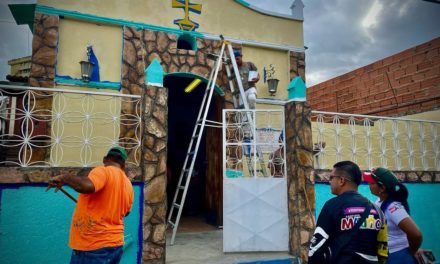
<box><xmin>164</xmin><ymin>72</ymin><xmax>223</xmax><ymax>232</ymax></box>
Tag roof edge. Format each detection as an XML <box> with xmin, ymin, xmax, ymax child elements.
<box><xmin>233</xmin><ymin>0</ymin><xmax>303</xmax><ymax>21</ymax></box>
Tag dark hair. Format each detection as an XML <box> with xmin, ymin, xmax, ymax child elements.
<box><xmin>105</xmin><ymin>154</ymin><xmax>125</xmax><ymax>170</ymax></box>
<box><xmin>385</xmin><ymin>182</ymin><xmax>410</xmax><ymax>214</ymax></box>
<box><xmin>333</xmin><ymin>161</ymin><xmax>362</xmax><ymax>185</ymax></box>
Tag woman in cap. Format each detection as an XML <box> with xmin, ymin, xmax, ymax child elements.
<box><xmin>364</xmin><ymin>167</ymin><xmax>423</xmax><ymax>264</ymax></box>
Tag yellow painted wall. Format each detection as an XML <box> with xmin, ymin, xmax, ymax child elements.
<box><xmin>57</xmin><ymin>19</ymin><xmax>122</xmax><ymax>82</ymax></box>
<box><xmin>51</xmin><ymin>85</ymin><xmax>122</xmax><ymax>166</ymax></box>
<box><xmin>38</xmin><ymin>0</ymin><xmax>303</xmax><ymax>47</ymax></box>
<box><xmin>405</xmin><ymin>109</ymin><xmax>440</xmax><ymax>121</ymax></box>
<box><xmin>242</xmin><ymin>46</ymin><xmax>290</xmax><ymax>100</ymax></box>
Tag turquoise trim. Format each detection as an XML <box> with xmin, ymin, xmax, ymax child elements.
<box><xmin>177</xmin><ymin>33</ymin><xmax>197</xmax><ymax>51</ymax></box>
<box><xmin>36</xmin><ymin>5</ymin><xmax>203</xmax><ymax>38</ymax></box>
<box><xmin>287</xmin><ymin>76</ymin><xmax>306</xmax><ymax>101</ymax></box>
<box><xmin>145</xmin><ymin>59</ymin><xmax>165</xmax><ymax>87</ymax></box>
<box><xmin>234</xmin><ymin>0</ymin><xmax>251</xmax><ymax>7</ymax></box>
<box><xmin>165</xmin><ymin>72</ymin><xmax>225</xmax><ymax>96</ymax></box>
<box><xmin>55</xmin><ymin>76</ymin><xmax>120</xmax><ymax>90</ymax></box>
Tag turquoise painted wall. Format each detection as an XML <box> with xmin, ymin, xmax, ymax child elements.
<box><xmin>316</xmin><ymin>183</ymin><xmax>440</xmax><ymax>258</ymax></box>
<box><xmin>0</xmin><ymin>183</ymin><xmax>142</xmax><ymax>264</ymax></box>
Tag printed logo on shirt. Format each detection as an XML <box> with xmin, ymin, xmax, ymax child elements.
<box><xmin>388</xmin><ymin>203</ymin><xmax>402</xmax><ymax>214</ymax></box>
<box><xmin>341</xmin><ymin>214</ymin><xmax>382</xmax><ymax>231</ymax></box>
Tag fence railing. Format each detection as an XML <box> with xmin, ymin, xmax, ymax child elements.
<box><xmin>223</xmin><ymin>109</ymin><xmax>286</xmax><ymax>178</ymax></box>
<box><xmin>311</xmin><ymin>111</ymin><xmax>440</xmax><ymax>171</ymax></box>
<box><xmin>0</xmin><ymin>84</ymin><xmax>142</xmax><ymax>167</ymax></box>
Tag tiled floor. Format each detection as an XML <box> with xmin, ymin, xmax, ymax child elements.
<box><xmin>166</xmin><ymin>216</ymin><xmax>298</xmax><ymax>264</ymax></box>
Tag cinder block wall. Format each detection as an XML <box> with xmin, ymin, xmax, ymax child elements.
<box><xmin>307</xmin><ymin>37</ymin><xmax>440</xmax><ymax>116</ymax></box>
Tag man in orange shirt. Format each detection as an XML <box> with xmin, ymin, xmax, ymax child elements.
<box><xmin>47</xmin><ymin>146</ymin><xmax>134</xmax><ymax>264</ymax></box>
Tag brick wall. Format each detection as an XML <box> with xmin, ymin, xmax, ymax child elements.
<box><xmin>307</xmin><ymin>37</ymin><xmax>440</xmax><ymax>116</ymax></box>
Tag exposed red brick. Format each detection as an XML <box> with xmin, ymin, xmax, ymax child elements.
<box><xmin>398</xmin><ymin>76</ymin><xmax>413</xmax><ymax>85</ymax></box>
<box><xmin>405</xmin><ymin>65</ymin><xmax>417</xmax><ymax>75</ymax></box>
<box><xmin>426</xmin><ymin>49</ymin><xmax>439</xmax><ymax>60</ymax></box>
<box><xmin>421</xmin><ymin>77</ymin><xmax>438</xmax><ymax>89</ymax></box>
<box><xmin>308</xmin><ymin>37</ymin><xmax>440</xmax><ymax>117</ymax></box>
<box><xmin>401</xmin><ymin>94</ymin><xmax>414</xmax><ymax>102</ymax></box>
<box><xmin>425</xmin><ymin>68</ymin><xmax>439</xmax><ymax>78</ymax></box>
<box><xmin>412</xmin><ymin>53</ymin><xmax>425</xmax><ymax>64</ymax></box>
<box><xmin>417</xmin><ymin>61</ymin><xmax>433</xmax><ymax>72</ymax></box>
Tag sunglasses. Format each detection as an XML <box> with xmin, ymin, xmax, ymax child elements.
<box><xmin>329</xmin><ymin>175</ymin><xmax>352</xmax><ymax>182</ymax></box>
<box><xmin>329</xmin><ymin>175</ymin><xmax>341</xmax><ymax>181</ymax></box>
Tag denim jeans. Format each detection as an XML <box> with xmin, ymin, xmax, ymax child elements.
<box><xmin>387</xmin><ymin>248</ymin><xmax>417</xmax><ymax>264</ymax></box>
<box><xmin>70</xmin><ymin>246</ymin><xmax>123</xmax><ymax>264</ymax></box>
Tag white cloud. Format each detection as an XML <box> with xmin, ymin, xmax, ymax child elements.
<box><xmin>362</xmin><ymin>0</ymin><xmax>382</xmax><ymax>29</ymax></box>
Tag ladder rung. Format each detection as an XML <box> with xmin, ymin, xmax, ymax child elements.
<box><xmin>178</xmin><ymin>186</ymin><xmax>185</xmax><ymax>190</ymax></box>
<box><xmin>188</xmin><ymin>151</ymin><xmax>195</xmax><ymax>156</ymax></box>
<box><xmin>173</xmin><ymin>203</ymin><xmax>181</xmax><ymax>209</ymax></box>
<box><xmin>168</xmin><ymin>221</ymin><xmax>175</xmax><ymax>228</ymax></box>
<box><xmin>192</xmin><ymin>134</ymin><xmax>199</xmax><ymax>139</ymax></box>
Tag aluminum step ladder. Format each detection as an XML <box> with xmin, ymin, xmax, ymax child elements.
<box><xmin>223</xmin><ymin>43</ymin><xmax>267</xmax><ymax>177</ymax></box>
<box><xmin>167</xmin><ymin>39</ymin><xmax>227</xmax><ymax>245</ymax></box>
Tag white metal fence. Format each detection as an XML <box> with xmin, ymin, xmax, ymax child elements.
<box><xmin>0</xmin><ymin>84</ymin><xmax>142</xmax><ymax>167</ymax></box>
<box><xmin>311</xmin><ymin>111</ymin><xmax>440</xmax><ymax>171</ymax></box>
<box><xmin>223</xmin><ymin>109</ymin><xmax>286</xmax><ymax>178</ymax></box>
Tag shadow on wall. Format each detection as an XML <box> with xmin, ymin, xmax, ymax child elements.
<box><xmin>315</xmin><ymin>183</ymin><xmax>440</xmax><ymax>259</ymax></box>
<box><xmin>0</xmin><ymin>183</ymin><xmax>143</xmax><ymax>264</ymax></box>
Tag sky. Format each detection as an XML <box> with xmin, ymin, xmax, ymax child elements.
<box><xmin>0</xmin><ymin>0</ymin><xmax>439</xmax><ymax>86</ymax></box>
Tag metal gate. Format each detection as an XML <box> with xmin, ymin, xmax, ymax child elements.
<box><xmin>222</xmin><ymin>109</ymin><xmax>288</xmax><ymax>252</ymax></box>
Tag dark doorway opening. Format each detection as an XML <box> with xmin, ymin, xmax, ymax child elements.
<box><xmin>165</xmin><ymin>75</ymin><xmax>216</xmax><ymax>232</ymax></box>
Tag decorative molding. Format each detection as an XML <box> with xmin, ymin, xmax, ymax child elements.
<box><xmin>55</xmin><ymin>76</ymin><xmax>120</xmax><ymax>90</ymax></box>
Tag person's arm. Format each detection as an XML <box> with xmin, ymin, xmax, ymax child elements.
<box><xmin>398</xmin><ymin>217</ymin><xmax>423</xmax><ymax>255</ymax></box>
<box><xmin>248</xmin><ymin>62</ymin><xmax>260</xmax><ymax>84</ymax></box>
<box><xmin>308</xmin><ymin>202</ymin><xmax>334</xmax><ymax>264</ymax></box>
<box><xmin>48</xmin><ymin>174</ymin><xmax>95</xmax><ymax>194</ymax></box>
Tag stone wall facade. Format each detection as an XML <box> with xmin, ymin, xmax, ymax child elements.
<box><xmin>289</xmin><ymin>51</ymin><xmax>306</xmax><ymax>82</ymax></box>
<box><xmin>25</xmin><ymin>13</ymin><xmax>59</xmax><ymax>162</ymax></box>
<box><xmin>120</xmin><ymin>27</ymin><xmax>230</xmax><ymax>263</ymax></box>
<box><xmin>29</xmin><ymin>13</ymin><xmax>58</xmax><ymax>88</ymax></box>
<box><xmin>284</xmin><ymin>101</ymin><xmax>315</xmax><ymax>262</ymax></box>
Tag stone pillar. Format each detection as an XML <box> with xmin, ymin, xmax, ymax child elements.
<box><xmin>29</xmin><ymin>13</ymin><xmax>58</xmax><ymax>88</ymax></box>
<box><xmin>141</xmin><ymin>85</ymin><xmax>168</xmax><ymax>263</ymax></box>
<box><xmin>289</xmin><ymin>51</ymin><xmax>305</xmax><ymax>82</ymax></box>
<box><xmin>285</xmin><ymin>101</ymin><xmax>315</xmax><ymax>263</ymax></box>
<box><xmin>26</xmin><ymin>13</ymin><xmax>59</xmax><ymax>163</ymax></box>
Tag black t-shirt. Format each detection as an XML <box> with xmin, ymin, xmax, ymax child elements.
<box><xmin>308</xmin><ymin>191</ymin><xmax>388</xmax><ymax>264</ymax></box>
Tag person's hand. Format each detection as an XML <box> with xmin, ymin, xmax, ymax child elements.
<box><xmin>46</xmin><ymin>175</ymin><xmax>65</xmax><ymax>192</ymax></box>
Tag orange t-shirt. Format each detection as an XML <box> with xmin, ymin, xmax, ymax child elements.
<box><xmin>69</xmin><ymin>166</ymin><xmax>134</xmax><ymax>251</ymax></box>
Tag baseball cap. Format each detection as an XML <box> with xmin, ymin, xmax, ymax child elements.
<box><xmin>233</xmin><ymin>50</ymin><xmax>242</xmax><ymax>57</ymax></box>
<box><xmin>106</xmin><ymin>146</ymin><xmax>128</xmax><ymax>161</ymax></box>
<box><xmin>363</xmin><ymin>167</ymin><xmax>398</xmax><ymax>190</ymax></box>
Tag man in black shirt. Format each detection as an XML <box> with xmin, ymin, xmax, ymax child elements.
<box><xmin>308</xmin><ymin>161</ymin><xmax>388</xmax><ymax>264</ymax></box>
